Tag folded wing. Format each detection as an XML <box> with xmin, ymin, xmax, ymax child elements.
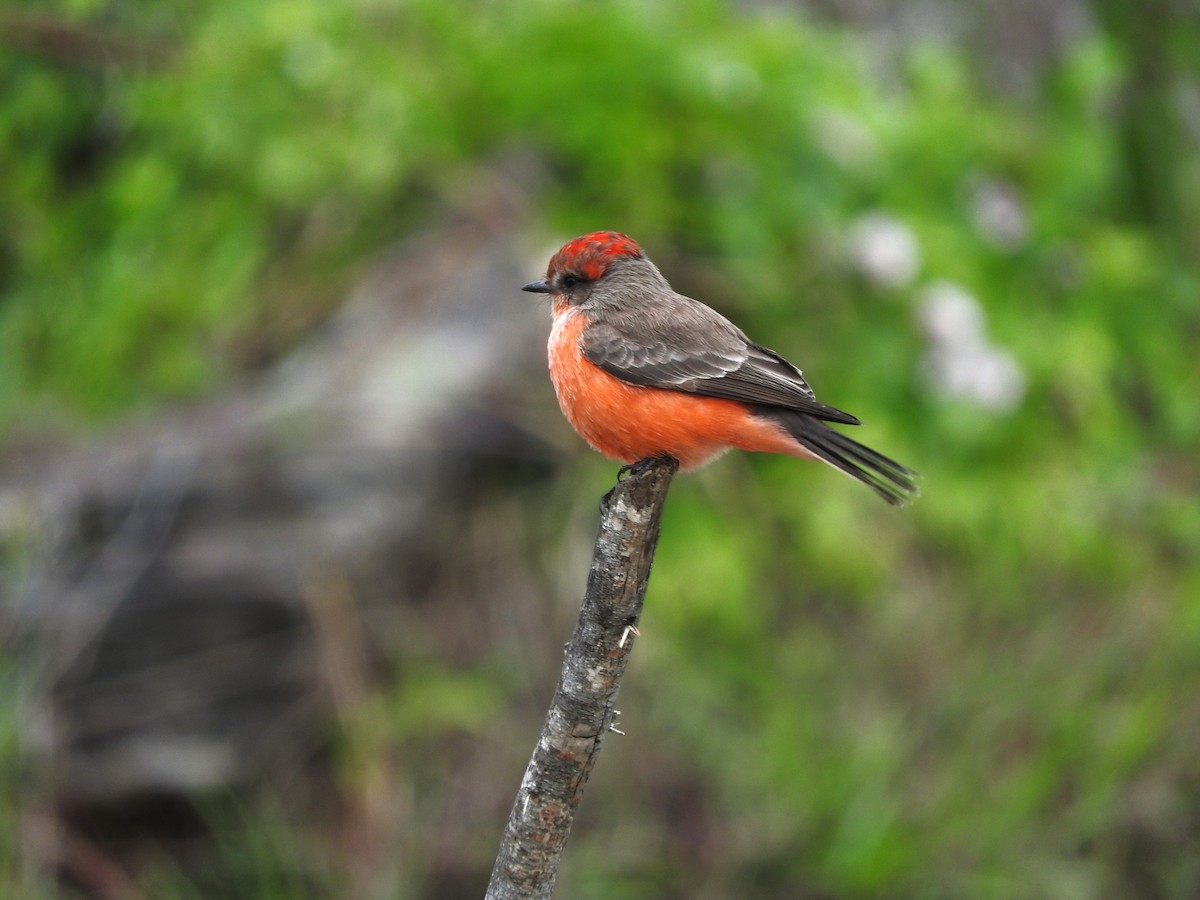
<box><xmin>581</xmin><ymin>295</ymin><xmax>861</xmax><ymax>426</ymax></box>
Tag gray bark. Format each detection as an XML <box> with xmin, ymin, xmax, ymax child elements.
<box><xmin>486</xmin><ymin>456</ymin><xmax>678</xmax><ymax>899</ymax></box>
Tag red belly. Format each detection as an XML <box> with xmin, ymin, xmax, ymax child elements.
<box><xmin>547</xmin><ymin>308</ymin><xmax>805</xmax><ymax>469</ymax></box>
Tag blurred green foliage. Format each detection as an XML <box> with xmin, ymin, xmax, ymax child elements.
<box><xmin>3</xmin><ymin>0</ymin><xmax>1200</xmax><ymax>897</ymax></box>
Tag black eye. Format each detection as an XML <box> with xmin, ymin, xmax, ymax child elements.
<box><xmin>561</xmin><ymin>273</ymin><xmax>584</xmax><ymax>289</ymax></box>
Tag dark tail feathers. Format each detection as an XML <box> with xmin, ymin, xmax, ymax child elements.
<box><xmin>770</xmin><ymin>410</ymin><xmax>919</xmax><ymax>506</ymax></box>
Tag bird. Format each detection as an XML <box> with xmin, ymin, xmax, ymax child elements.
<box><xmin>523</xmin><ymin>231</ymin><xmax>917</xmax><ymax>505</ymax></box>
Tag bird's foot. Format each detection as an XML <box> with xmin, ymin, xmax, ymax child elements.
<box><xmin>603</xmin><ymin>455</ymin><xmax>676</xmax><ymax>509</ymax></box>
<box><xmin>617</xmin><ymin>454</ymin><xmax>675</xmax><ymax>482</ymax></box>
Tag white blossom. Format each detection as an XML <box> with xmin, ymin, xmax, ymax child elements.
<box><xmin>850</xmin><ymin>212</ymin><xmax>921</xmax><ymax>289</ymax></box>
<box><xmin>918</xmin><ymin>281</ymin><xmax>1026</xmax><ymax>413</ymax></box>
<box><xmin>971</xmin><ymin>178</ymin><xmax>1029</xmax><ymax>249</ymax></box>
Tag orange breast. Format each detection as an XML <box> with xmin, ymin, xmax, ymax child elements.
<box><xmin>547</xmin><ymin>305</ymin><xmax>805</xmax><ymax>470</ymax></box>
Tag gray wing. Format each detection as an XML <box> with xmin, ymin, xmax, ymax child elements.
<box><xmin>581</xmin><ymin>294</ymin><xmax>861</xmax><ymax>426</ymax></box>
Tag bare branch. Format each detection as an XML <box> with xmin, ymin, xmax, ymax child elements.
<box><xmin>486</xmin><ymin>456</ymin><xmax>678</xmax><ymax>899</ymax></box>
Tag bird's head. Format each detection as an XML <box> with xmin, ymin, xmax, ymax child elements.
<box><xmin>523</xmin><ymin>231</ymin><xmax>668</xmax><ymax>309</ymax></box>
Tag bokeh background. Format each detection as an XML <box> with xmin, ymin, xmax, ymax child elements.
<box><xmin>3</xmin><ymin>0</ymin><xmax>1200</xmax><ymax>897</ymax></box>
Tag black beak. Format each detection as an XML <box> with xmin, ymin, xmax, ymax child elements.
<box><xmin>522</xmin><ymin>280</ymin><xmax>552</xmax><ymax>294</ymax></box>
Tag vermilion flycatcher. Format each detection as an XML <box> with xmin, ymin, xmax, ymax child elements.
<box><xmin>524</xmin><ymin>231</ymin><xmax>917</xmax><ymax>505</ymax></box>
